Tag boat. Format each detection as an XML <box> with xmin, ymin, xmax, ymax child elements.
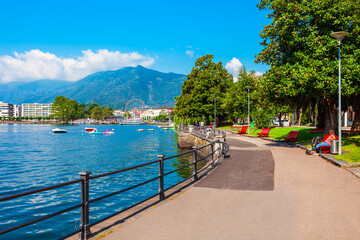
<box><xmin>126</xmin><ymin>118</ymin><xmax>143</xmax><ymax>125</ymax></box>
<box><xmin>137</xmin><ymin>129</ymin><xmax>145</xmax><ymax>132</ymax></box>
<box><xmin>89</xmin><ymin>129</ymin><xmax>103</xmax><ymax>135</ymax></box>
<box><xmin>103</xmin><ymin>129</ymin><xmax>115</xmax><ymax>135</ymax></box>
<box><xmin>148</xmin><ymin>129</ymin><xmax>155</xmax><ymax>131</ymax></box>
<box><xmin>85</xmin><ymin>127</ymin><xmax>97</xmax><ymax>132</ymax></box>
<box><xmin>52</xmin><ymin>128</ymin><xmax>67</xmax><ymax>133</ymax></box>
<box><xmin>161</xmin><ymin>128</ymin><xmax>169</xmax><ymax>130</ymax></box>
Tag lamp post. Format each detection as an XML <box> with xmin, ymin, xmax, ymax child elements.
<box><xmin>245</xmin><ymin>86</ymin><xmax>252</xmax><ymax>134</ymax></box>
<box><xmin>213</xmin><ymin>97</ymin><xmax>217</xmax><ymax>129</ymax></box>
<box><xmin>330</xmin><ymin>31</ymin><xmax>348</xmax><ymax>155</ymax></box>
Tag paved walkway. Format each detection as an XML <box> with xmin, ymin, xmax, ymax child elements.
<box><xmin>104</xmin><ymin>134</ymin><xmax>360</xmax><ymax>240</ymax></box>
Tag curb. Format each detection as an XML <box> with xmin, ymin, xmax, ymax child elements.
<box><xmin>232</xmin><ymin>131</ymin><xmax>350</xmax><ymax>169</ymax></box>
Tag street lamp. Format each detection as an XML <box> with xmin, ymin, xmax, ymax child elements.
<box><xmin>245</xmin><ymin>86</ymin><xmax>252</xmax><ymax>134</ymax></box>
<box><xmin>213</xmin><ymin>97</ymin><xmax>217</xmax><ymax>129</ymax></box>
<box><xmin>330</xmin><ymin>31</ymin><xmax>348</xmax><ymax>155</ymax></box>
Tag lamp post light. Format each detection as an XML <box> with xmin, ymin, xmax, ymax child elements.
<box><xmin>330</xmin><ymin>31</ymin><xmax>348</xmax><ymax>155</ymax></box>
<box><xmin>213</xmin><ymin>97</ymin><xmax>217</xmax><ymax>129</ymax></box>
<box><xmin>245</xmin><ymin>86</ymin><xmax>252</xmax><ymax>134</ymax></box>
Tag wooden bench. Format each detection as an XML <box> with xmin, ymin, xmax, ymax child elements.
<box><xmin>257</xmin><ymin>128</ymin><xmax>271</xmax><ymax>138</ymax></box>
<box><xmin>237</xmin><ymin>126</ymin><xmax>248</xmax><ymax>134</ymax></box>
<box><xmin>283</xmin><ymin>131</ymin><xmax>300</xmax><ymax>142</ymax></box>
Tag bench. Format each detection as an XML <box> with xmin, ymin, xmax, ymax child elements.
<box><xmin>318</xmin><ymin>134</ymin><xmax>339</xmax><ymax>154</ymax></box>
<box><xmin>257</xmin><ymin>128</ymin><xmax>271</xmax><ymax>138</ymax></box>
<box><xmin>237</xmin><ymin>126</ymin><xmax>248</xmax><ymax>134</ymax></box>
<box><xmin>283</xmin><ymin>131</ymin><xmax>300</xmax><ymax>143</ymax></box>
<box><xmin>344</xmin><ymin>130</ymin><xmax>360</xmax><ymax>135</ymax></box>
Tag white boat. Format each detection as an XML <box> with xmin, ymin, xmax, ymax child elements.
<box><xmin>52</xmin><ymin>128</ymin><xmax>67</xmax><ymax>133</ymax></box>
<box><xmin>137</xmin><ymin>129</ymin><xmax>145</xmax><ymax>132</ymax></box>
<box><xmin>126</xmin><ymin>118</ymin><xmax>142</xmax><ymax>125</ymax></box>
<box><xmin>103</xmin><ymin>129</ymin><xmax>115</xmax><ymax>134</ymax></box>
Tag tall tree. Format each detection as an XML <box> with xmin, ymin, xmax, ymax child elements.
<box><xmin>51</xmin><ymin>96</ymin><xmax>81</xmax><ymax>123</ymax></box>
<box><xmin>175</xmin><ymin>54</ymin><xmax>233</xmax><ymax>124</ymax></box>
<box><xmin>256</xmin><ymin>0</ymin><xmax>360</xmax><ymax>132</ymax></box>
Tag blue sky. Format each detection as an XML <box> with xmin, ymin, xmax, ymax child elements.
<box><xmin>0</xmin><ymin>0</ymin><xmax>271</xmax><ymax>82</ymax></box>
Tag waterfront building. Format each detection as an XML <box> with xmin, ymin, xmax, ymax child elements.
<box><xmin>21</xmin><ymin>103</ymin><xmax>52</xmax><ymax>117</ymax></box>
<box><xmin>14</xmin><ymin>105</ymin><xmax>22</xmax><ymax>117</ymax></box>
<box><xmin>0</xmin><ymin>101</ymin><xmax>15</xmax><ymax>117</ymax></box>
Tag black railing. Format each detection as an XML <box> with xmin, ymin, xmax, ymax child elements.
<box><xmin>192</xmin><ymin>126</ymin><xmax>226</xmax><ymax>140</ymax></box>
<box><xmin>0</xmin><ymin>141</ymin><xmax>226</xmax><ymax>239</ymax></box>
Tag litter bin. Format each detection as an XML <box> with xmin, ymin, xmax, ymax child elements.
<box><xmin>331</xmin><ymin>140</ymin><xmax>339</xmax><ymax>154</ymax></box>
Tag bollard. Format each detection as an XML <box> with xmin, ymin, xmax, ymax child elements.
<box><xmin>210</xmin><ymin>141</ymin><xmax>215</xmax><ymax>168</ymax></box>
<box><xmin>192</xmin><ymin>146</ymin><xmax>198</xmax><ymax>181</ymax></box>
<box><xmin>79</xmin><ymin>171</ymin><xmax>91</xmax><ymax>240</ymax></box>
<box><xmin>157</xmin><ymin>155</ymin><xmax>165</xmax><ymax>200</ymax></box>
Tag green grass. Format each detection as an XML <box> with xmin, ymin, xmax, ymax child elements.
<box><xmin>218</xmin><ymin>126</ymin><xmax>360</xmax><ymax>164</ymax></box>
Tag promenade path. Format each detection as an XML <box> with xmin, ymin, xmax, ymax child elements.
<box><xmin>104</xmin><ymin>133</ymin><xmax>360</xmax><ymax>240</ymax></box>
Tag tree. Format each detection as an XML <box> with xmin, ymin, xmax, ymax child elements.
<box><xmin>224</xmin><ymin>66</ymin><xmax>257</xmax><ymax>123</ymax></box>
<box><xmin>256</xmin><ymin>0</ymin><xmax>360</xmax><ymax>132</ymax></box>
<box><xmin>175</xmin><ymin>54</ymin><xmax>233</xmax><ymax>124</ymax></box>
<box><xmin>91</xmin><ymin>105</ymin><xmax>103</xmax><ymax>120</ymax></box>
<box><xmin>51</xmin><ymin>96</ymin><xmax>81</xmax><ymax>123</ymax></box>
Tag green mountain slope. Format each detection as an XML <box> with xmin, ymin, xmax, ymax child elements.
<box><xmin>39</xmin><ymin>66</ymin><xmax>186</xmax><ymax>108</ymax></box>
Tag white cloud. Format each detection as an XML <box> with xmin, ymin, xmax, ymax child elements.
<box><xmin>185</xmin><ymin>50</ymin><xmax>195</xmax><ymax>58</ymax></box>
<box><xmin>255</xmin><ymin>71</ymin><xmax>263</xmax><ymax>76</ymax></box>
<box><xmin>225</xmin><ymin>57</ymin><xmax>243</xmax><ymax>82</ymax></box>
<box><xmin>0</xmin><ymin>49</ymin><xmax>155</xmax><ymax>83</ymax></box>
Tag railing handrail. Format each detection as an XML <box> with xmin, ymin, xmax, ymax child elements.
<box><xmin>0</xmin><ymin>139</ymin><xmax>227</xmax><ymax>239</ymax></box>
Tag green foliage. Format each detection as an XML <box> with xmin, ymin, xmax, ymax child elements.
<box><xmin>52</xmin><ymin>96</ymin><xmax>82</xmax><ymax>122</ymax></box>
<box><xmin>256</xmin><ymin>0</ymin><xmax>360</xmax><ymax>131</ymax></box>
<box><xmin>174</xmin><ymin>54</ymin><xmax>233</xmax><ymax>124</ymax></box>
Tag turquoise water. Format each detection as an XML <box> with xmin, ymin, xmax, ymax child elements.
<box><xmin>0</xmin><ymin>124</ymin><xmax>186</xmax><ymax>239</ymax></box>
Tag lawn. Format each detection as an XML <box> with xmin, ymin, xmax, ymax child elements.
<box><xmin>217</xmin><ymin>125</ymin><xmax>360</xmax><ymax>164</ymax></box>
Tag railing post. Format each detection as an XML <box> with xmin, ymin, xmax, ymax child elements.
<box><xmin>158</xmin><ymin>155</ymin><xmax>165</xmax><ymax>200</ymax></box>
<box><xmin>192</xmin><ymin>146</ymin><xmax>198</xmax><ymax>181</ymax></box>
<box><xmin>79</xmin><ymin>171</ymin><xmax>91</xmax><ymax>240</ymax></box>
<box><xmin>210</xmin><ymin>141</ymin><xmax>215</xmax><ymax>168</ymax></box>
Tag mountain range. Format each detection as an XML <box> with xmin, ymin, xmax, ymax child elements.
<box><xmin>0</xmin><ymin>66</ymin><xmax>186</xmax><ymax>109</ymax></box>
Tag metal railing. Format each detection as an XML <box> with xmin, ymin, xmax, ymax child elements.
<box><xmin>192</xmin><ymin>126</ymin><xmax>226</xmax><ymax>140</ymax></box>
<box><xmin>0</xmin><ymin>141</ymin><xmax>226</xmax><ymax>240</ymax></box>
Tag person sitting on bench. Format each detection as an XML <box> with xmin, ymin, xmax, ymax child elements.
<box><xmin>311</xmin><ymin>130</ymin><xmax>336</xmax><ymax>151</ymax></box>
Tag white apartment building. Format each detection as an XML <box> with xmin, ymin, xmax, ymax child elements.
<box><xmin>21</xmin><ymin>103</ymin><xmax>52</xmax><ymax>117</ymax></box>
<box><xmin>0</xmin><ymin>101</ymin><xmax>10</xmax><ymax>117</ymax></box>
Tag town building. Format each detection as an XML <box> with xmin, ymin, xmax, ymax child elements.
<box><xmin>21</xmin><ymin>103</ymin><xmax>52</xmax><ymax>117</ymax></box>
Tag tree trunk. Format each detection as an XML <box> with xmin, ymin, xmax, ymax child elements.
<box><xmin>324</xmin><ymin>98</ymin><xmax>338</xmax><ymax>133</ymax></box>
<box><xmin>351</xmin><ymin>95</ymin><xmax>360</xmax><ymax>131</ymax></box>
<box><xmin>317</xmin><ymin>100</ymin><xmax>325</xmax><ymax>129</ymax></box>
<box><xmin>298</xmin><ymin>108</ymin><xmax>302</xmax><ymax>126</ymax></box>
<box><xmin>278</xmin><ymin>113</ymin><xmax>283</xmax><ymax>127</ymax></box>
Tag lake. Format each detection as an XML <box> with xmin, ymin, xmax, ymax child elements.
<box><xmin>0</xmin><ymin>124</ymin><xmax>188</xmax><ymax>239</ymax></box>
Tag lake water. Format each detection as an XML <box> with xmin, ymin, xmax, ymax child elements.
<box><xmin>0</xmin><ymin>124</ymin><xmax>188</xmax><ymax>239</ymax></box>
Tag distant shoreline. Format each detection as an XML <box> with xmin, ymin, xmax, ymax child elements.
<box><xmin>0</xmin><ymin>121</ymin><xmax>172</xmax><ymax>125</ymax></box>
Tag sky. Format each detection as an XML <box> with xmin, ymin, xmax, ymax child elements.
<box><xmin>0</xmin><ymin>0</ymin><xmax>271</xmax><ymax>83</ymax></box>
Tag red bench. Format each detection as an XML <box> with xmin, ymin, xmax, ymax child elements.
<box><xmin>237</xmin><ymin>126</ymin><xmax>248</xmax><ymax>134</ymax></box>
<box><xmin>318</xmin><ymin>134</ymin><xmax>339</xmax><ymax>154</ymax></box>
<box><xmin>283</xmin><ymin>131</ymin><xmax>300</xmax><ymax>143</ymax></box>
<box><xmin>257</xmin><ymin>128</ymin><xmax>271</xmax><ymax>138</ymax></box>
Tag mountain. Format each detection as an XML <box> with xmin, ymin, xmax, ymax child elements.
<box><xmin>0</xmin><ymin>80</ymin><xmax>73</xmax><ymax>105</ymax></box>
<box><xmin>0</xmin><ymin>66</ymin><xmax>186</xmax><ymax>109</ymax></box>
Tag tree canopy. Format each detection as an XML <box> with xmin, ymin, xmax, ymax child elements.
<box><xmin>256</xmin><ymin>0</ymin><xmax>360</xmax><ymax>131</ymax></box>
<box><xmin>174</xmin><ymin>54</ymin><xmax>233</xmax><ymax>124</ymax></box>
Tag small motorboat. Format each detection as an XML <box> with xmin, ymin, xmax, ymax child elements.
<box><xmin>161</xmin><ymin>128</ymin><xmax>169</xmax><ymax>130</ymax></box>
<box><xmin>103</xmin><ymin>129</ymin><xmax>115</xmax><ymax>135</ymax></box>
<box><xmin>85</xmin><ymin>127</ymin><xmax>97</xmax><ymax>132</ymax></box>
<box><xmin>52</xmin><ymin>128</ymin><xmax>67</xmax><ymax>134</ymax></box>
<box><xmin>148</xmin><ymin>129</ymin><xmax>155</xmax><ymax>131</ymax></box>
<box><xmin>137</xmin><ymin>129</ymin><xmax>145</xmax><ymax>132</ymax></box>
